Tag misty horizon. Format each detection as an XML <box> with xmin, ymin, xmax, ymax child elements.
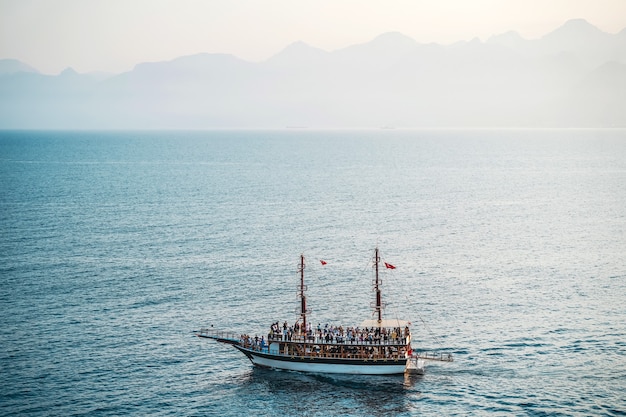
<box><xmin>1</xmin><ymin>18</ymin><xmax>625</xmax><ymax>129</ymax></box>
<box><xmin>3</xmin><ymin>18</ymin><xmax>625</xmax><ymax>76</ymax></box>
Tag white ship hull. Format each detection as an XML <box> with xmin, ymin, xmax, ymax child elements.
<box><xmin>235</xmin><ymin>345</ymin><xmax>408</xmax><ymax>375</ymax></box>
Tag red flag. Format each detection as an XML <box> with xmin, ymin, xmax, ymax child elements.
<box><xmin>320</xmin><ymin>260</ymin><xmax>327</xmax><ymax>265</ymax></box>
<box><xmin>384</xmin><ymin>262</ymin><xmax>396</xmax><ymax>269</ymax></box>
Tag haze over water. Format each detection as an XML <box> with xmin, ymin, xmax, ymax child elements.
<box><xmin>1</xmin><ymin>129</ymin><xmax>625</xmax><ymax>416</ymax></box>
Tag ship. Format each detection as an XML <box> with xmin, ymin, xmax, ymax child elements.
<box><xmin>197</xmin><ymin>248</ymin><xmax>452</xmax><ymax>375</ymax></box>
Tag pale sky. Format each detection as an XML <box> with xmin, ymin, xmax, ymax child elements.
<box><xmin>1</xmin><ymin>0</ymin><xmax>625</xmax><ymax>75</ymax></box>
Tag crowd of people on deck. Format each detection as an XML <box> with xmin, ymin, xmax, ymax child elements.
<box><xmin>257</xmin><ymin>321</ymin><xmax>410</xmax><ymax>345</ymax></box>
<box><xmin>240</xmin><ymin>334</ymin><xmax>266</xmax><ymax>351</ymax></box>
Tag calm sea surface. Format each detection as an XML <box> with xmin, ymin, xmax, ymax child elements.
<box><xmin>1</xmin><ymin>129</ymin><xmax>625</xmax><ymax>416</ymax></box>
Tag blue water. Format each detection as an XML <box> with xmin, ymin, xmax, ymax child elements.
<box><xmin>1</xmin><ymin>129</ymin><xmax>625</xmax><ymax>416</ymax></box>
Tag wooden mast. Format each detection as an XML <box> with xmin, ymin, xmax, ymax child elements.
<box><xmin>298</xmin><ymin>254</ymin><xmax>307</xmax><ymax>334</ymax></box>
<box><xmin>374</xmin><ymin>247</ymin><xmax>382</xmax><ymax>325</ymax></box>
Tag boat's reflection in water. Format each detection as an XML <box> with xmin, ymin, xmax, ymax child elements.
<box><xmin>240</xmin><ymin>367</ymin><xmax>422</xmax><ymax>415</ymax></box>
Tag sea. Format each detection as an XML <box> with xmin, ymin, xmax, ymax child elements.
<box><xmin>1</xmin><ymin>129</ymin><xmax>625</xmax><ymax>416</ymax></box>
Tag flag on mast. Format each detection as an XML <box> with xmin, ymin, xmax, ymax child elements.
<box><xmin>384</xmin><ymin>262</ymin><xmax>396</xmax><ymax>269</ymax></box>
<box><xmin>320</xmin><ymin>260</ymin><xmax>327</xmax><ymax>265</ymax></box>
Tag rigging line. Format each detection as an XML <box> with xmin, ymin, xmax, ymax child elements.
<box><xmin>361</xmin><ymin>253</ymin><xmax>373</xmax><ymax>274</ymax></box>
<box><xmin>387</xmin><ymin>299</ymin><xmax>403</xmax><ymax>326</ymax></box>
<box><xmin>419</xmin><ymin>316</ymin><xmax>446</xmax><ymax>350</ymax></box>
<box><xmin>404</xmin><ymin>295</ymin><xmax>446</xmax><ymax>350</ymax></box>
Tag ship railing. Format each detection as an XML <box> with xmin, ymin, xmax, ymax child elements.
<box><xmin>264</xmin><ymin>349</ymin><xmax>408</xmax><ymax>361</ymax></box>
<box><xmin>197</xmin><ymin>328</ymin><xmax>241</xmax><ymax>344</ymax></box>
<box><xmin>412</xmin><ymin>351</ymin><xmax>454</xmax><ymax>362</ymax></box>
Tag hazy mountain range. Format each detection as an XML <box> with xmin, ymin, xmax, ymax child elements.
<box><xmin>1</xmin><ymin>19</ymin><xmax>625</xmax><ymax>129</ymax></box>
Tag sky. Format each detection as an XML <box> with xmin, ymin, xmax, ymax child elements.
<box><xmin>1</xmin><ymin>0</ymin><xmax>625</xmax><ymax>75</ymax></box>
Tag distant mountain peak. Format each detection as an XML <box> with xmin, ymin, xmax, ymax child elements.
<box><xmin>561</xmin><ymin>18</ymin><xmax>597</xmax><ymax>29</ymax></box>
<box><xmin>0</xmin><ymin>58</ymin><xmax>39</xmax><ymax>75</ymax></box>
<box><xmin>265</xmin><ymin>40</ymin><xmax>328</xmax><ymax>66</ymax></box>
<box><xmin>60</xmin><ymin>67</ymin><xmax>78</xmax><ymax>76</ymax></box>
<box><xmin>543</xmin><ymin>18</ymin><xmax>606</xmax><ymax>41</ymax></box>
<box><xmin>286</xmin><ymin>40</ymin><xmax>314</xmax><ymax>49</ymax></box>
<box><xmin>487</xmin><ymin>30</ymin><xmax>524</xmax><ymax>46</ymax></box>
<box><xmin>366</xmin><ymin>31</ymin><xmax>418</xmax><ymax>50</ymax></box>
<box><xmin>130</xmin><ymin>52</ymin><xmax>249</xmax><ymax>75</ymax></box>
<box><xmin>338</xmin><ymin>31</ymin><xmax>418</xmax><ymax>57</ymax></box>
